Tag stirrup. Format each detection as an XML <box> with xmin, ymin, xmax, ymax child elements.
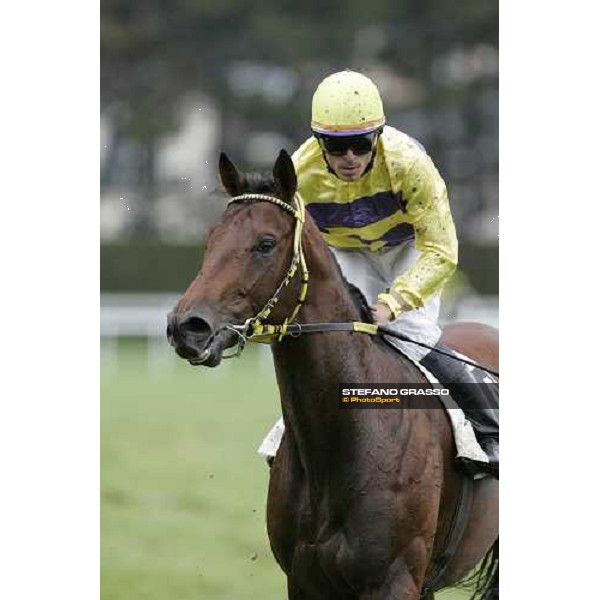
<box><xmin>456</xmin><ymin>456</ymin><xmax>498</xmax><ymax>479</ymax></box>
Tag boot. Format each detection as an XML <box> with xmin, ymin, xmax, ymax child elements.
<box><xmin>421</xmin><ymin>344</ymin><xmax>499</xmax><ymax>479</ymax></box>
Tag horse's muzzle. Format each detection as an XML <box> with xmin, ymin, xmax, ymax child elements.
<box><xmin>166</xmin><ymin>309</ymin><xmax>233</xmax><ymax>367</ymax></box>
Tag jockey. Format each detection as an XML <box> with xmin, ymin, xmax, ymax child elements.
<box><xmin>261</xmin><ymin>70</ymin><xmax>498</xmax><ymax>478</ymax></box>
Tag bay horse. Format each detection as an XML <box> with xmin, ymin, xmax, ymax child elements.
<box><xmin>167</xmin><ymin>150</ymin><xmax>499</xmax><ymax>599</ymax></box>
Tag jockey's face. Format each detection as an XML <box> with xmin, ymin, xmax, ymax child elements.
<box><xmin>324</xmin><ymin>149</ymin><xmax>373</xmax><ymax>181</ymax></box>
<box><xmin>317</xmin><ymin>131</ymin><xmax>378</xmax><ymax>181</ymax></box>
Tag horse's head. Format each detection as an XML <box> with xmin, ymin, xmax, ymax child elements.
<box><xmin>167</xmin><ymin>150</ymin><xmax>300</xmax><ymax>367</ymax></box>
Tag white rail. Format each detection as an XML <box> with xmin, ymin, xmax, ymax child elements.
<box><xmin>101</xmin><ymin>294</ymin><xmax>179</xmax><ymax>370</ymax></box>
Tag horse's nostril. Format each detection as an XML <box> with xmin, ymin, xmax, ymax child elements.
<box><xmin>183</xmin><ymin>316</ymin><xmax>212</xmax><ymax>336</ymax></box>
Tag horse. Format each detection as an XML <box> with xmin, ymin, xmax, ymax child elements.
<box><xmin>167</xmin><ymin>150</ymin><xmax>499</xmax><ymax>599</ymax></box>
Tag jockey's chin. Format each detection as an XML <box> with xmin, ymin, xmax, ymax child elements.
<box><xmin>326</xmin><ymin>151</ymin><xmax>372</xmax><ymax>182</ymax></box>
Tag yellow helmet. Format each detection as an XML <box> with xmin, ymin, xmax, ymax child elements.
<box><xmin>311</xmin><ymin>70</ymin><xmax>385</xmax><ymax>136</ymax></box>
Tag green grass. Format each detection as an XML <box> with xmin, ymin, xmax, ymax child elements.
<box><xmin>101</xmin><ymin>340</ymin><xmax>469</xmax><ymax>599</ymax></box>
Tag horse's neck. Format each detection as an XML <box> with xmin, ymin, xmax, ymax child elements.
<box><xmin>271</xmin><ymin>222</ymin><xmax>418</xmax><ymax>493</ymax></box>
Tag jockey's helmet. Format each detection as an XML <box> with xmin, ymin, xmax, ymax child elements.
<box><xmin>311</xmin><ymin>71</ymin><xmax>386</xmax><ymax>137</ymax></box>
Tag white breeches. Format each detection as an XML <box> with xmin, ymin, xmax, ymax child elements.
<box><xmin>331</xmin><ymin>242</ymin><xmax>442</xmax><ymax>362</ymax></box>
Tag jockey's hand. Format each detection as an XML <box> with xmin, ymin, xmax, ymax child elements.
<box><xmin>370</xmin><ymin>302</ymin><xmax>394</xmax><ymax>325</ymax></box>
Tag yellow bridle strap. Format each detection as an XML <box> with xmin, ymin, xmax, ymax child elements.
<box><xmin>227</xmin><ymin>192</ymin><xmax>309</xmax><ymax>339</ymax></box>
<box><xmin>286</xmin><ymin>196</ymin><xmax>309</xmax><ymax>327</ymax></box>
<box><xmin>251</xmin><ymin>323</ymin><xmax>282</xmax><ymax>341</ymax></box>
<box><xmin>245</xmin><ymin>321</ymin><xmax>380</xmax><ymax>343</ymax></box>
<box><xmin>353</xmin><ymin>322</ymin><xmax>379</xmax><ymax>335</ymax></box>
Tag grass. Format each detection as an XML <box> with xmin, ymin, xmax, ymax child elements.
<box><xmin>101</xmin><ymin>340</ymin><xmax>470</xmax><ymax>599</ymax></box>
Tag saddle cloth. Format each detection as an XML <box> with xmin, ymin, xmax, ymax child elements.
<box><xmin>406</xmin><ymin>351</ymin><xmax>491</xmax><ymax>467</ymax></box>
<box><xmin>257</xmin><ymin>350</ymin><xmax>490</xmax><ymax>471</ymax></box>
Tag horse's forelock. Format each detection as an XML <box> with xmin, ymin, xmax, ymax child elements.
<box><xmin>242</xmin><ymin>171</ymin><xmax>276</xmax><ymax>195</ymax></box>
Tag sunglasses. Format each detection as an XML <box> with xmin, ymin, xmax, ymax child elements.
<box><xmin>316</xmin><ymin>131</ymin><xmax>379</xmax><ymax>156</ymax></box>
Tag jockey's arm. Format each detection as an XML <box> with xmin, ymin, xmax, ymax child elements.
<box><xmin>378</xmin><ymin>153</ymin><xmax>458</xmax><ymax>318</ymax></box>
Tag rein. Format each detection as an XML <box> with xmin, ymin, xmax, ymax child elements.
<box><xmin>221</xmin><ymin>193</ymin><xmax>500</xmax><ymax>379</ymax></box>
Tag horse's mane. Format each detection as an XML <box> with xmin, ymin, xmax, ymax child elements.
<box><xmin>335</xmin><ymin>270</ymin><xmax>375</xmax><ymax>325</ymax></box>
<box><xmin>240</xmin><ymin>171</ymin><xmax>374</xmax><ymax>325</ymax></box>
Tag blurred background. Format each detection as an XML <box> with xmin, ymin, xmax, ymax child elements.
<box><xmin>101</xmin><ymin>1</ymin><xmax>498</xmax><ymax>598</ymax></box>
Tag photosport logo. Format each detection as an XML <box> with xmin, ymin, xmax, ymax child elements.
<box><xmin>339</xmin><ymin>383</ymin><xmax>450</xmax><ymax>409</ymax></box>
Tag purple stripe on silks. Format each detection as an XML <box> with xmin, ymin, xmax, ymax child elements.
<box><xmin>306</xmin><ymin>191</ymin><xmax>406</xmax><ymax>230</ymax></box>
<box><xmin>378</xmin><ymin>222</ymin><xmax>416</xmax><ymax>246</ymax></box>
<box><xmin>341</xmin><ymin>222</ymin><xmax>415</xmax><ymax>247</ymax></box>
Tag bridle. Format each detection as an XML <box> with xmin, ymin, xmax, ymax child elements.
<box><xmin>220</xmin><ymin>192</ymin><xmax>310</xmax><ymax>358</ymax></box>
<box><xmin>213</xmin><ymin>192</ymin><xmax>499</xmax><ymax>378</ymax></box>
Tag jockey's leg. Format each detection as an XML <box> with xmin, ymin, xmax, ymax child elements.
<box><xmin>420</xmin><ymin>346</ymin><xmax>499</xmax><ymax>478</ymax></box>
<box><xmin>378</xmin><ymin>304</ymin><xmax>499</xmax><ymax>478</ymax></box>
<box><xmin>377</xmin><ymin>285</ymin><xmax>498</xmax><ymax>476</ymax></box>
<box><xmin>344</xmin><ymin>243</ymin><xmax>499</xmax><ymax>478</ymax></box>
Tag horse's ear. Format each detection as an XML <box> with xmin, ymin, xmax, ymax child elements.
<box><xmin>219</xmin><ymin>152</ymin><xmax>244</xmax><ymax>197</ymax></box>
<box><xmin>273</xmin><ymin>149</ymin><xmax>297</xmax><ymax>204</ymax></box>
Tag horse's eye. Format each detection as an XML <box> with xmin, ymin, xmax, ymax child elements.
<box><xmin>254</xmin><ymin>237</ymin><xmax>277</xmax><ymax>254</ymax></box>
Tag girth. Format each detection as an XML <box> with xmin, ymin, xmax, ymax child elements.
<box><xmin>421</xmin><ymin>476</ymin><xmax>474</xmax><ymax>597</ymax></box>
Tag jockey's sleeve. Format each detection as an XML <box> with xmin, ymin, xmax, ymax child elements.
<box><xmin>389</xmin><ymin>152</ymin><xmax>458</xmax><ymax>309</ymax></box>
